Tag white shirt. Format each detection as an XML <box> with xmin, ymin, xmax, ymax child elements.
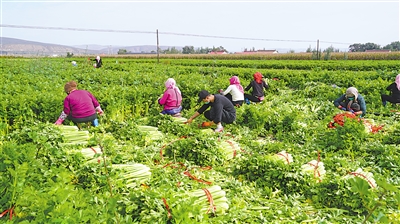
<box><xmin>222</xmin><ymin>85</ymin><xmax>244</xmax><ymax>101</ymax></box>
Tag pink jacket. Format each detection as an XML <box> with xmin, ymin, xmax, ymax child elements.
<box><xmin>158</xmin><ymin>88</ymin><xmax>182</xmax><ymax>110</ymax></box>
<box><xmin>63</xmin><ymin>90</ymin><xmax>100</xmax><ymax>118</ymax></box>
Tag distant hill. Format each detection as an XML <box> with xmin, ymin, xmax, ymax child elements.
<box><xmin>0</xmin><ymin>37</ymin><xmax>183</xmax><ymax>56</ymax></box>
<box><xmin>0</xmin><ymin>37</ymin><xmax>98</xmax><ymax>56</ymax></box>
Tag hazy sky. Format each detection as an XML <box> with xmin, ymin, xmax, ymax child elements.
<box><xmin>1</xmin><ymin>0</ymin><xmax>399</xmax><ymax>52</ymax></box>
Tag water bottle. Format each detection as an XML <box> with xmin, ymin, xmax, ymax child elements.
<box><xmin>245</xmin><ymin>98</ymin><xmax>250</xmax><ymax>105</ymax></box>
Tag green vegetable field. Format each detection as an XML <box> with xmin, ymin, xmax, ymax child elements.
<box><xmin>1</xmin><ymin>57</ymin><xmax>400</xmax><ymax>223</ymax></box>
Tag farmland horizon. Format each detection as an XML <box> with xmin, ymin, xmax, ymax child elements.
<box><xmin>1</xmin><ymin>36</ymin><xmax>351</xmax><ymax>57</ymax></box>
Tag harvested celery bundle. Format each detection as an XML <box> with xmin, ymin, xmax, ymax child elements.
<box><xmin>171</xmin><ymin>117</ymin><xmax>188</xmax><ymax>124</ymax></box>
<box><xmin>137</xmin><ymin>125</ymin><xmax>164</xmax><ymax>141</ymax></box>
<box><xmin>301</xmin><ymin>160</ymin><xmax>326</xmax><ymax>182</ymax></box>
<box><xmin>185</xmin><ymin>185</ymin><xmax>229</xmax><ymax>215</ymax></box>
<box><xmin>346</xmin><ymin>168</ymin><xmax>376</xmax><ymax>188</ymax></box>
<box><xmin>58</xmin><ymin>125</ymin><xmax>90</xmax><ymax>145</ymax></box>
<box><xmin>80</xmin><ymin>147</ymin><xmax>102</xmax><ymax>163</ymax></box>
<box><xmin>112</xmin><ymin>163</ymin><xmax>151</xmax><ymax>188</ymax></box>
<box><xmin>217</xmin><ymin>140</ymin><xmax>241</xmax><ymax>160</ymax></box>
<box><xmin>273</xmin><ymin>151</ymin><xmax>293</xmax><ymax>165</ymax></box>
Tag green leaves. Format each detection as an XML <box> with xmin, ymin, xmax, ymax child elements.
<box><xmin>163</xmin><ymin>135</ymin><xmax>224</xmax><ymax>167</ymax></box>
<box><xmin>1</xmin><ymin>57</ymin><xmax>400</xmax><ymax>223</ymax></box>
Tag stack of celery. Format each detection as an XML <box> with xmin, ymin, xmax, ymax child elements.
<box><xmin>217</xmin><ymin>140</ymin><xmax>241</xmax><ymax>160</ymax></box>
<box><xmin>346</xmin><ymin>168</ymin><xmax>377</xmax><ymax>188</ymax></box>
<box><xmin>137</xmin><ymin>125</ymin><xmax>164</xmax><ymax>141</ymax></box>
<box><xmin>273</xmin><ymin>151</ymin><xmax>293</xmax><ymax>165</ymax></box>
<box><xmin>171</xmin><ymin>117</ymin><xmax>187</xmax><ymax>124</ymax></box>
<box><xmin>58</xmin><ymin>125</ymin><xmax>90</xmax><ymax>145</ymax></box>
<box><xmin>185</xmin><ymin>185</ymin><xmax>229</xmax><ymax>215</ymax></box>
<box><xmin>301</xmin><ymin>160</ymin><xmax>326</xmax><ymax>182</ymax></box>
<box><xmin>112</xmin><ymin>163</ymin><xmax>151</xmax><ymax>188</ymax></box>
<box><xmin>80</xmin><ymin>146</ymin><xmax>102</xmax><ymax>163</ymax></box>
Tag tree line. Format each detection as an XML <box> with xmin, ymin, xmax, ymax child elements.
<box><xmin>117</xmin><ymin>41</ymin><xmax>400</xmax><ymax>54</ymax></box>
<box><xmin>348</xmin><ymin>41</ymin><xmax>400</xmax><ymax>52</ymax></box>
<box><xmin>117</xmin><ymin>46</ymin><xmax>227</xmax><ymax>55</ymax></box>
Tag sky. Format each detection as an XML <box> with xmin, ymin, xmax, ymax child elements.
<box><xmin>0</xmin><ymin>0</ymin><xmax>399</xmax><ymax>52</ymax></box>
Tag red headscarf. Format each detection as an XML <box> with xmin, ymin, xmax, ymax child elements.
<box><xmin>229</xmin><ymin>76</ymin><xmax>244</xmax><ymax>93</ymax></box>
<box><xmin>253</xmin><ymin>72</ymin><xmax>263</xmax><ymax>84</ymax></box>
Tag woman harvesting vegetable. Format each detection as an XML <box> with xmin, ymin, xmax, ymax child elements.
<box><xmin>244</xmin><ymin>72</ymin><xmax>269</xmax><ymax>103</ymax></box>
<box><xmin>334</xmin><ymin>87</ymin><xmax>366</xmax><ymax>117</ymax></box>
<box><xmin>158</xmin><ymin>78</ymin><xmax>183</xmax><ymax>117</ymax></box>
<box><xmin>381</xmin><ymin>74</ymin><xmax>400</xmax><ymax>106</ymax></box>
<box><xmin>93</xmin><ymin>55</ymin><xmax>102</xmax><ymax>68</ymax></box>
<box><xmin>219</xmin><ymin>76</ymin><xmax>245</xmax><ymax>107</ymax></box>
<box><xmin>55</xmin><ymin>80</ymin><xmax>104</xmax><ymax>127</ymax></box>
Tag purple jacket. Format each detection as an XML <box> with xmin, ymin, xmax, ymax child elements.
<box><xmin>63</xmin><ymin>90</ymin><xmax>100</xmax><ymax>118</ymax></box>
<box><xmin>158</xmin><ymin>88</ymin><xmax>182</xmax><ymax>110</ymax></box>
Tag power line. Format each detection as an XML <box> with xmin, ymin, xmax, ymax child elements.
<box><xmin>0</xmin><ymin>24</ymin><xmax>155</xmax><ymax>34</ymax></box>
<box><xmin>0</xmin><ymin>24</ymin><xmax>352</xmax><ymax>45</ymax></box>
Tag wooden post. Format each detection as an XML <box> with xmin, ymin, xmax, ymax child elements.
<box><xmin>157</xmin><ymin>29</ymin><xmax>159</xmax><ymax>63</ymax></box>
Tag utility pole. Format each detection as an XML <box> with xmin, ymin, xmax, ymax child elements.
<box><xmin>157</xmin><ymin>29</ymin><xmax>160</xmax><ymax>63</ymax></box>
<box><xmin>316</xmin><ymin>39</ymin><xmax>320</xmax><ymax>60</ymax></box>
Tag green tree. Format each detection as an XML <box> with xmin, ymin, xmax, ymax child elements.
<box><xmin>162</xmin><ymin>47</ymin><xmax>181</xmax><ymax>54</ymax></box>
<box><xmin>349</xmin><ymin>43</ymin><xmax>364</xmax><ymax>52</ymax></box>
<box><xmin>349</xmin><ymin>42</ymin><xmax>381</xmax><ymax>52</ymax></box>
<box><xmin>195</xmin><ymin>47</ymin><xmax>209</xmax><ymax>54</ymax></box>
<box><xmin>182</xmin><ymin>46</ymin><xmax>195</xmax><ymax>54</ymax></box>
<box><xmin>306</xmin><ymin>45</ymin><xmax>313</xmax><ymax>53</ymax></box>
<box><xmin>323</xmin><ymin>45</ymin><xmax>340</xmax><ymax>53</ymax></box>
<box><xmin>364</xmin><ymin>42</ymin><xmax>381</xmax><ymax>50</ymax></box>
<box><xmin>118</xmin><ymin>49</ymin><xmax>127</xmax><ymax>54</ymax></box>
<box><xmin>383</xmin><ymin>41</ymin><xmax>400</xmax><ymax>51</ymax></box>
<box><xmin>66</xmin><ymin>52</ymin><xmax>74</xmax><ymax>58</ymax></box>
<box><xmin>210</xmin><ymin>46</ymin><xmax>227</xmax><ymax>53</ymax></box>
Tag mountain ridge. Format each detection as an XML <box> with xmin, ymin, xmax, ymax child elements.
<box><xmin>0</xmin><ymin>37</ymin><xmax>183</xmax><ymax>56</ymax></box>
<box><xmin>0</xmin><ymin>37</ymin><xmax>315</xmax><ymax>56</ymax></box>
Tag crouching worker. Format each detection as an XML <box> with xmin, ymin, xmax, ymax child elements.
<box><xmin>158</xmin><ymin>78</ymin><xmax>183</xmax><ymax>117</ymax></box>
<box><xmin>220</xmin><ymin>76</ymin><xmax>245</xmax><ymax>107</ymax></box>
<box><xmin>244</xmin><ymin>72</ymin><xmax>269</xmax><ymax>103</ymax></box>
<box><xmin>333</xmin><ymin>87</ymin><xmax>366</xmax><ymax>117</ymax></box>
<box><xmin>55</xmin><ymin>81</ymin><xmax>104</xmax><ymax>127</ymax></box>
<box><xmin>93</xmin><ymin>56</ymin><xmax>102</xmax><ymax>68</ymax></box>
<box><xmin>381</xmin><ymin>74</ymin><xmax>400</xmax><ymax>107</ymax></box>
<box><xmin>185</xmin><ymin>90</ymin><xmax>236</xmax><ymax>132</ymax></box>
